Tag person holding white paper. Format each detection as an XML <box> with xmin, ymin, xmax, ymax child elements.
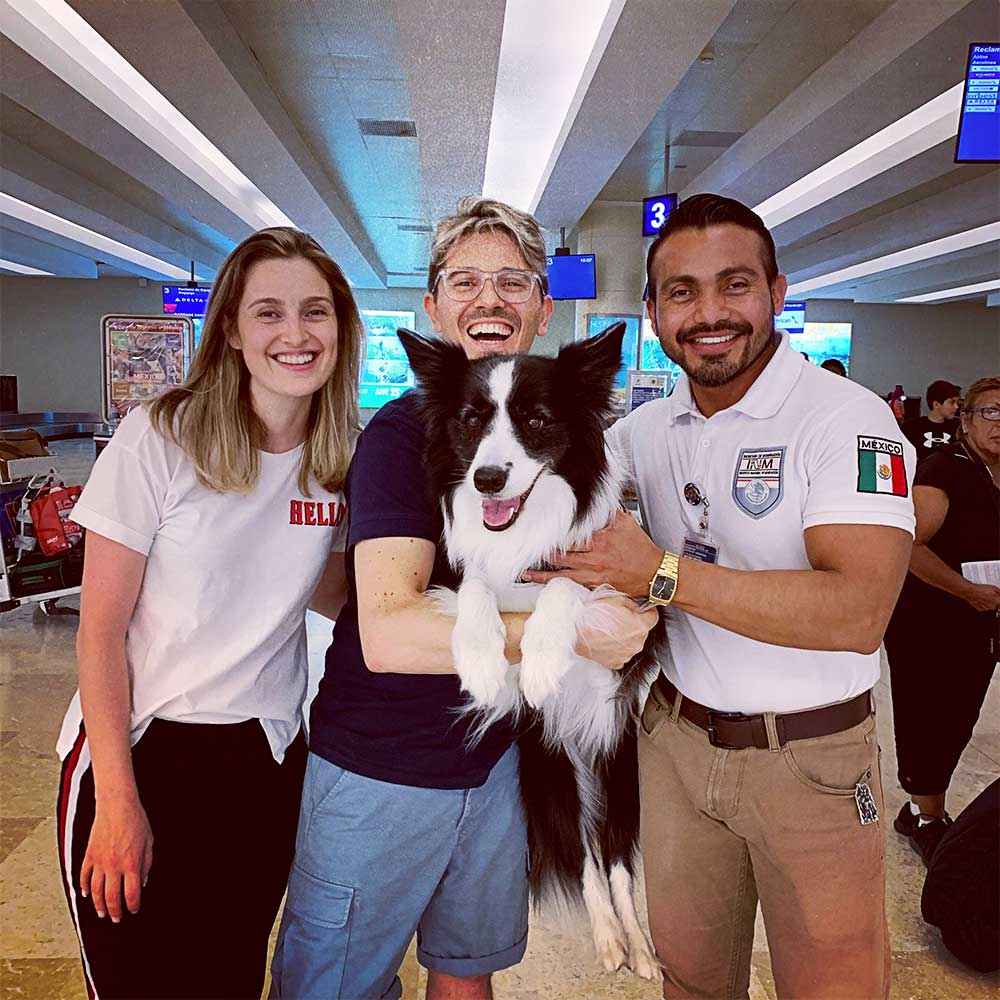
<box><xmin>884</xmin><ymin>375</ymin><xmax>1000</xmax><ymax>865</ymax></box>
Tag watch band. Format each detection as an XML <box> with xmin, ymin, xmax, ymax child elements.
<box><xmin>648</xmin><ymin>550</ymin><xmax>680</xmax><ymax>606</ymax></box>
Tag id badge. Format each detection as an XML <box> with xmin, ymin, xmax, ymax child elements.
<box><xmin>682</xmin><ymin>535</ymin><xmax>718</xmax><ymax>564</ymax></box>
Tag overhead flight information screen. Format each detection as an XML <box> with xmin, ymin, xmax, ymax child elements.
<box><xmin>955</xmin><ymin>43</ymin><xmax>1000</xmax><ymax>162</ymax></box>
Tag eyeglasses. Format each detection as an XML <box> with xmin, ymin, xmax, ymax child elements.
<box><xmin>963</xmin><ymin>406</ymin><xmax>1000</xmax><ymax>422</ymax></box>
<box><xmin>433</xmin><ymin>267</ymin><xmax>544</xmax><ymax>304</ymax></box>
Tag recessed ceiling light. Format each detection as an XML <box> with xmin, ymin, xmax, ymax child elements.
<box><xmin>1</xmin><ymin>0</ymin><xmax>295</xmax><ymax>231</ymax></box>
<box><xmin>786</xmin><ymin>221</ymin><xmax>1000</xmax><ymax>297</ymax></box>
<box><xmin>754</xmin><ymin>83</ymin><xmax>964</xmax><ymax>230</ymax></box>
<box><xmin>0</xmin><ymin>191</ymin><xmax>201</xmax><ymax>280</ymax></box>
<box><xmin>897</xmin><ymin>277</ymin><xmax>1000</xmax><ymax>303</ymax></box>
<box><xmin>483</xmin><ymin>0</ymin><xmax>627</xmax><ymax>212</ymax></box>
<box><xmin>0</xmin><ymin>257</ymin><xmax>55</xmax><ymax>276</ymax></box>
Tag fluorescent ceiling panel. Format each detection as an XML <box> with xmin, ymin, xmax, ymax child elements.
<box><xmin>0</xmin><ymin>192</ymin><xmax>197</xmax><ymax>280</ymax></box>
<box><xmin>897</xmin><ymin>277</ymin><xmax>1000</xmax><ymax>303</ymax></box>
<box><xmin>755</xmin><ymin>84</ymin><xmax>964</xmax><ymax>229</ymax></box>
<box><xmin>482</xmin><ymin>0</ymin><xmax>626</xmax><ymax>213</ymax></box>
<box><xmin>0</xmin><ymin>257</ymin><xmax>55</xmax><ymax>276</ymax></box>
<box><xmin>786</xmin><ymin>222</ymin><xmax>1000</xmax><ymax>297</ymax></box>
<box><xmin>0</xmin><ymin>0</ymin><xmax>294</xmax><ymax>231</ymax></box>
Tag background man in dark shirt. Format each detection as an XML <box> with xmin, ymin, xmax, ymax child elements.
<box><xmin>270</xmin><ymin>197</ymin><xmax>654</xmax><ymax>1000</ymax></box>
<box><xmin>904</xmin><ymin>379</ymin><xmax>962</xmax><ymax>457</ymax></box>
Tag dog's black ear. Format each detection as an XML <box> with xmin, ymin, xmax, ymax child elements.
<box><xmin>397</xmin><ymin>329</ymin><xmax>467</xmax><ymax>390</ymax></box>
<box><xmin>555</xmin><ymin>321</ymin><xmax>626</xmax><ymax>400</ymax></box>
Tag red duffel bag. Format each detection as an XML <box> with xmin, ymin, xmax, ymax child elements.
<box><xmin>29</xmin><ymin>484</ymin><xmax>83</xmax><ymax>556</ymax></box>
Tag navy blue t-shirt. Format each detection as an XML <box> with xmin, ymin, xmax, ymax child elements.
<box><xmin>309</xmin><ymin>391</ymin><xmax>515</xmax><ymax>789</ymax></box>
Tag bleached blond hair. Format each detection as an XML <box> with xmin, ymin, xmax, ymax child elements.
<box><xmin>427</xmin><ymin>196</ymin><xmax>549</xmax><ymax>296</ymax></box>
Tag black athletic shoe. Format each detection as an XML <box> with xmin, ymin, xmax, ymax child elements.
<box><xmin>909</xmin><ymin>815</ymin><xmax>952</xmax><ymax>866</ymax></box>
<box><xmin>893</xmin><ymin>801</ymin><xmax>919</xmax><ymax>837</ymax></box>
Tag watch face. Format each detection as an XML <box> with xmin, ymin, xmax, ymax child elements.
<box><xmin>652</xmin><ymin>574</ymin><xmax>676</xmax><ymax>602</ymax></box>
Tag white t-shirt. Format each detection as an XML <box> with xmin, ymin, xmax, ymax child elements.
<box><xmin>608</xmin><ymin>335</ymin><xmax>916</xmax><ymax>714</ymax></box>
<box><xmin>57</xmin><ymin>407</ymin><xmax>348</xmax><ymax>763</ymax></box>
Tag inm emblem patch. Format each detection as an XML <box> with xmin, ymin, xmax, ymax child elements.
<box><xmin>732</xmin><ymin>447</ymin><xmax>785</xmax><ymax>518</ymax></box>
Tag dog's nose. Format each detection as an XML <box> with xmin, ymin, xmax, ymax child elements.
<box><xmin>473</xmin><ymin>465</ymin><xmax>509</xmax><ymax>495</ymax></box>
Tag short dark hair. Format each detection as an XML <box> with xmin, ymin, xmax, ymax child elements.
<box><xmin>645</xmin><ymin>193</ymin><xmax>778</xmax><ymax>303</ymax></box>
<box><xmin>926</xmin><ymin>380</ymin><xmax>961</xmax><ymax>408</ymax></box>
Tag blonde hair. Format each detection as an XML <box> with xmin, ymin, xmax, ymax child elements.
<box><xmin>427</xmin><ymin>196</ymin><xmax>549</xmax><ymax>295</ymax></box>
<box><xmin>148</xmin><ymin>227</ymin><xmax>361</xmax><ymax>496</ymax></box>
<box><xmin>959</xmin><ymin>375</ymin><xmax>1000</xmax><ymax>439</ymax></box>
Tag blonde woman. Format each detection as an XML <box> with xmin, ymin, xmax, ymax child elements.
<box><xmin>55</xmin><ymin>228</ymin><xmax>362</xmax><ymax>999</ymax></box>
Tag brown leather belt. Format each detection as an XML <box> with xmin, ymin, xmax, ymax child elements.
<box><xmin>655</xmin><ymin>675</ymin><xmax>872</xmax><ymax>750</ymax></box>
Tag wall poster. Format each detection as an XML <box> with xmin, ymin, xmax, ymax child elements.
<box><xmin>102</xmin><ymin>315</ymin><xmax>194</xmax><ymax>422</ymax></box>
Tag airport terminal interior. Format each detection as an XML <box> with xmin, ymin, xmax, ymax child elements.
<box><xmin>1</xmin><ymin>1</ymin><xmax>999</xmax><ymax>998</ymax></box>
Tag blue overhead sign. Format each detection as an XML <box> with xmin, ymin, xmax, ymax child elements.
<box><xmin>163</xmin><ymin>285</ymin><xmax>210</xmax><ymax>317</ymax></box>
<box><xmin>642</xmin><ymin>193</ymin><xmax>678</xmax><ymax>238</ymax></box>
<box><xmin>955</xmin><ymin>43</ymin><xmax>1000</xmax><ymax>162</ymax></box>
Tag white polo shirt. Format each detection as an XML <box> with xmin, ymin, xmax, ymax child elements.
<box><xmin>57</xmin><ymin>406</ymin><xmax>348</xmax><ymax>763</ymax></box>
<box><xmin>608</xmin><ymin>335</ymin><xmax>916</xmax><ymax>714</ymax></box>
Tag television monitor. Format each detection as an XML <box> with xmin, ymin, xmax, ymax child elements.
<box><xmin>955</xmin><ymin>43</ymin><xmax>1000</xmax><ymax>163</ymax></box>
<box><xmin>359</xmin><ymin>309</ymin><xmax>416</xmax><ymax>410</ymax></box>
<box><xmin>775</xmin><ymin>301</ymin><xmax>806</xmax><ymax>334</ymax></box>
<box><xmin>642</xmin><ymin>193</ymin><xmax>678</xmax><ymax>238</ymax></box>
<box><xmin>639</xmin><ymin>316</ymin><xmax>683</xmax><ymax>380</ymax></box>
<box><xmin>586</xmin><ymin>314</ymin><xmax>641</xmax><ymax>404</ymax></box>
<box><xmin>162</xmin><ymin>285</ymin><xmax>210</xmax><ymax>317</ymax></box>
<box><xmin>793</xmin><ymin>321</ymin><xmax>852</xmax><ymax>375</ymax></box>
<box><xmin>546</xmin><ymin>254</ymin><xmax>596</xmax><ymax>300</ymax></box>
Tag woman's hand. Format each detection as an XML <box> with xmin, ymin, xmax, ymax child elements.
<box><xmin>961</xmin><ymin>582</ymin><xmax>1000</xmax><ymax>612</ymax></box>
<box><xmin>575</xmin><ymin>595</ymin><xmax>660</xmax><ymax>670</ymax></box>
<box><xmin>80</xmin><ymin>794</ymin><xmax>154</xmax><ymax>922</ymax></box>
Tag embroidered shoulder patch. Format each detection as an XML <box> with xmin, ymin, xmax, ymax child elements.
<box><xmin>857</xmin><ymin>436</ymin><xmax>907</xmax><ymax>497</ymax></box>
<box><xmin>732</xmin><ymin>447</ymin><xmax>785</xmax><ymax>518</ymax></box>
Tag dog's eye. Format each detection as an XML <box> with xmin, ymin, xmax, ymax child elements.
<box><xmin>464</xmin><ymin>414</ymin><xmax>483</xmax><ymax>431</ymax></box>
<box><xmin>527</xmin><ymin>416</ymin><xmax>545</xmax><ymax>431</ymax></box>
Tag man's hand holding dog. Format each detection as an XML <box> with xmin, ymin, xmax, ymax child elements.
<box><xmin>524</xmin><ymin>510</ymin><xmax>664</xmax><ymax>599</ymax></box>
<box><xmin>574</xmin><ymin>594</ymin><xmax>659</xmax><ymax>671</ymax></box>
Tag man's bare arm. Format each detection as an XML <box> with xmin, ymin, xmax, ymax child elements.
<box><xmin>356</xmin><ymin>535</ymin><xmax>658</xmax><ymax>674</ymax></box>
<box><xmin>524</xmin><ymin>512</ymin><xmax>911</xmax><ymax>654</ymax></box>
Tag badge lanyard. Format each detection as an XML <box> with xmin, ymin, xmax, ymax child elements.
<box><xmin>682</xmin><ymin>482</ymin><xmax>719</xmax><ymax>563</ymax></box>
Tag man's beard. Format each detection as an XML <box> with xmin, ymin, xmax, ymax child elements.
<box><xmin>663</xmin><ymin>318</ymin><xmax>776</xmax><ymax>388</ymax></box>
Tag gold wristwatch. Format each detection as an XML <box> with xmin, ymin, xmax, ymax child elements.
<box><xmin>648</xmin><ymin>550</ymin><xmax>680</xmax><ymax>606</ymax></box>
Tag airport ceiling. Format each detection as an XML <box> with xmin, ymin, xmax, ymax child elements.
<box><xmin>0</xmin><ymin>0</ymin><xmax>998</xmax><ymax>305</ymax></box>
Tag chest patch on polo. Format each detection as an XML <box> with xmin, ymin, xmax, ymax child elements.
<box><xmin>732</xmin><ymin>447</ymin><xmax>785</xmax><ymax>518</ymax></box>
<box><xmin>857</xmin><ymin>437</ymin><xmax>907</xmax><ymax>497</ymax></box>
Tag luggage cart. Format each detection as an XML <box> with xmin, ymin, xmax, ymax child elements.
<box><xmin>0</xmin><ymin>455</ymin><xmax>83</xmax><ymax>616</ymax></box>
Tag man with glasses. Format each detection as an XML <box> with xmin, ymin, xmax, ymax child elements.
<box><xmin>271</xmin><ymin>197</ymin><xmax>653</xmax><ymax>1000</ymax></box>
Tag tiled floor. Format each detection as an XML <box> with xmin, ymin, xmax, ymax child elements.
<box><xmin>2</xmin><ymin>440</ymin><xmax>998</xmax><ymax>999</ymax></box>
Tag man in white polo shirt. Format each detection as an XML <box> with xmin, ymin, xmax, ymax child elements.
<box><xmin>526</xmin><ymin>194</ymin><xmax>915</xmax><ymax>999</ymax></box>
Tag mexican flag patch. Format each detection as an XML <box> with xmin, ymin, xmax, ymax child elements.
<box><xmin>857</xmin><ymin>436</ymin><xmax>907</xmax><ymax>496</ymax></box>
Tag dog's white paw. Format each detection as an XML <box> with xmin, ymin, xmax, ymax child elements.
<box><xmin>594</xmin><ymin>925</ymin><xmax>629</xmax><ymax>973</ymax></box>
<box><xmin>627</xmin><ymin>937</ymin><xmax>661</xmax><ymax>981</ymax></box>
<box><xmin>453</xmin><ymin>580</ymin><xmax>509</xmax><ymax>709</ymax></box>
<box><xmin>519</xmin><ymin>578</ymin><xmax>584</xmax><ymax>708</ymax></box>
<box><xmin>519</xmin><ymin>626</ymin><xmax>573</xmax><ymax>707</ymax></box>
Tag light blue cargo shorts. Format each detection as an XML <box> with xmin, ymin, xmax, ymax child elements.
<box><xmin>270</xmin><ymin>743</ymin><xmax>528</xmax><ymax>999</ymax></box>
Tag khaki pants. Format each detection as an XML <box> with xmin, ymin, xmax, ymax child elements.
<box><xmin>638</xmin><ymin>682</ymin><xmax>889</xmax><ymax>1000</ymax></box>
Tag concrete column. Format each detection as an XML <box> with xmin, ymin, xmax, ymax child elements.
<box><xmin>573</xmin><ymin>201</ymin><xmax>647</xmax><ymax>347</ymax></box>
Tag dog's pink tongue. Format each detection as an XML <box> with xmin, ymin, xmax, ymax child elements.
<box><xmin>482</xmin><ymin>497</ymin><xmax>521</xmax><ymax>527</ymax></box>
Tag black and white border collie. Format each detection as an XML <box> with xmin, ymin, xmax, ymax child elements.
<box><xmin>399</xmin><ymin>324</ymin><xmax>663</xmax><ymax>980</ymax></box>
